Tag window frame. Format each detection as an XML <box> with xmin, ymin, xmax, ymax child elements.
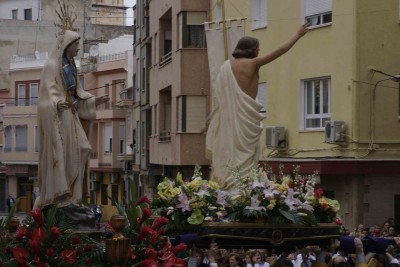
<box><xmin>302</xmin><ymin>0</ymin><xmax>332</xmax><ymax>28</ymax></box>
<box><xmin>251</xmin><ymin>0</ymin><xmax>267</xmax><ymax>30</ymax></box>
<box><xmin>104</xmin><ymin>122</ymin><xmax>113</xmax><ymax>154</ymax></box>
<box><xmin>299</xmin><ymin>77</ymin><xmax>331</xmax><ymax>131</ymax></box>
<box><xmin>24</xmin><ymin>8</ymin><xmax>32</xmax><ymax>20</ymax></box>
<box><xmin>177</xmin><ymin>95</ymin><xmax>207</xmax><ymax>133</ymax></box>
<box><xmin>4</xmin><ymin>126</ymin><xmax>12</xmax><ymax>152</ymax></box>
<box><xmin>12</xmin><ymin>9</ymin><xmax>18</xmax><ymax>20</ymax></box>
<box><xmin>179</xmin><ymin>11</ymin><xmax>206</xmax><ymax>49</ymax></box>
<box><xmin>14</xmin><ymin>125</ymin><xmax>28</xmax><ymax>152</ymax></box>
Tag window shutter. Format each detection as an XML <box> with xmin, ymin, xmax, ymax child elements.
<box><xmin>186</xmin><ymin>96</ymin><xmax>206</xmax><ymax>132</ymax></box>
<box><xmin>252</xmin><ymin>0</ymin><xmax>267</xmax><ymax>29</ymax></box>
<box><xmin>104</xmin><ymin>123</ymin><xmax>112</xmax><ymax>153</ymax></box>
<box><xmin>304</xmin><ymin>0</ymin><xmax>332</xmax><ymax>16</ymax></box>
<box><xmin>15</xmin><ymin>125</ymin><xmax>27</xmax><ymax>152</ymax></box>
<box><xmin>4</xmin><ymin>126</ymin><xmax>12</xmax><ymax>152</ymax></box>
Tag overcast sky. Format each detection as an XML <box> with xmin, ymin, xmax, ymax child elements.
<box><xmin>124</xmin><ymin>0</ymin><xmax>136</xmax><ymax>26</ymax></box>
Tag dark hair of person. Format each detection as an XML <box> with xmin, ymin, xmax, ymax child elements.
<box><xmin>232</xmin><ymin>36</ymin><xmax>259</xmax><ymax>59</ymax></box>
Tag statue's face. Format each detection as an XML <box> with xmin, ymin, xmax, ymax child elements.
<box><xmin>66</xmin><ymin>39</ymin><xmax>80</xmax><ymax>59</ymax></box>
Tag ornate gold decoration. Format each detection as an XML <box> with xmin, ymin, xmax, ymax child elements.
<box><xmin>54</xmin><ymin>0</ymin><xmax>78</xmax><ymax>36</ymax></box>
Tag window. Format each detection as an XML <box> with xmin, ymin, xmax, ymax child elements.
<box><xmin>302</xmin><ymin>0</ymin><xmax>332</xmax><ymax>27</ymax></box>
<box><xmin>29</xmin><ymin>83</ymin><xmax>39</xmax><ymax>105</ymax></box>
<box><xmin>24</xmin><ymin>9</ymin><xmax>32</xmax><ymax>20</ymax></box>
<box><xmin>101</xmin><ymin>184</ymin><xmax>108</xmax><ymax>205</ymax></box>
<box><xmin>252</xmin><ymin>0</ymin><xmax>267</xmax><ymax>30</ymax></box>
<box><xmin>104</xmin><ymin>123</ymin><xmax>112</xmax><ymax>154</ymax></box>
<box><xmin>111</xmin><ymin>185</ymin><xmax>118</xmax><ymax>206</ymax></box>
<box><xmin>17</xmin><ymin>84</ymin><xmax>26</xmax><ymax>106</ymax></box>
<box><xmin>15</xmin><ymin>81</ymin><xmax>40</xmax><ymax>106</ymax></box>
<box><xmin>300</xmin><ymin>77</ymin><xmax>331</xmax><ymax>130</ymax></box>
<box><xmin>4</xmin><ymin>126</ymin><xmax>12</xmax><ymax>152</ymax></box>
<box><xmin>15</xmin><ymin>125</ymin><xmax>28</xmax><ymax>152</ymax></box>
<box><xmin>119</xmin><ymin>123</ymin><xmax>125</xmax><ymax>154</ymax></box>
<box><xmin>177</xmin><ymin>96</ymin><xmax>207</xmax><ymax>133</ymax></box>
<box><xmin>34</xmin><ymin>125</ymin><xmax>39</xmax><ymax>153</ymax></box>
<box><xmin>179</xmin><ymin>12</ymin><xmax>206</xmax><ymax>48</ymax></box>
<box><xmin>12</xmin><ymin>9</ymin><xmax>18</xmax><ymax>20</ymax></box>
<box><xmin>216</xmin><ymin>0</ymin><xmax>222</xmax><ymax>21</ymax></box>
<box><xmin>159</xmin><ymin>88</ymin><xmax>171</xmax><ymax>141</ymax></box>
<box><xmin>257</xmin><ymin>82</ymin><xmax>267</xmax><ymax>113</ymax></box>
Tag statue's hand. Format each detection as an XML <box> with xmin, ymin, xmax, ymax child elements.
<box><xmin>95</xmin><ymin>95</ymin><xmax>109</xmax><ymax>105</ymax></box>
<box><xmin>57</xmin><ymin>100</ymin><xmax>70</xmax><ymax>111</ymax></box>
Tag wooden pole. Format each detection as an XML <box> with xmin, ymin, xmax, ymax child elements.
<box><xmin>221</xmin><ymin>0</ymin><xmax>228</xmax><ymax>60</ymax></box>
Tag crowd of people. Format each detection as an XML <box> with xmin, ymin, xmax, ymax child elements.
<box><xmin>185</xmin><ymin>219</ymin><xmax>400</xmax><ymax>267</ymax></box>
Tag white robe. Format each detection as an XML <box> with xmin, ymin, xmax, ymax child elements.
<box><xmin>37</xmin><ymin>30</ymin><xmax>96</xmax><ymax>207</ymax></box>
<box><xmin>206</xmin><ymin>60</ymin><xmax>264</xmax><ymax>189</ymax></box>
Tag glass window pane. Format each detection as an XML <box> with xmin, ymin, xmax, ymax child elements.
<box><xmin>305</xmin><ymin>81</ymin><xmax>312</xmax><ymax>114</ymax></box>
<box><xmin>323</xmin><ymin>79</ymin><xmax>329</xmax><ymax>114</ymax></box>
<box><xmin>18</xmin><ymin>84</ymin><xmax>25</xmax><ymax>106</ymax></box>
<box><xmin>313</xmin><ymin>80</ymin><xmax>320</xmax><ymax>114</ymax></box>
<box><xmin>306</xmin><ymin>118</ymin><xmax>321</xmax><ymax>128</ymax></box>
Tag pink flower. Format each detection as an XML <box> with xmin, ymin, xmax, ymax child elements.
<box><xmin>15</xmin><ymin>227</ymin><xmax>31</xmax><ymax>241</ymax></box>
<box><xmin>314</xmin><ymin>188</ymin><xmax>324</xmax><ymax>199</ymax></box>
<box><xmin>29</xmin><ymin>238</ymin><xmax>41</xmax><ymax>255</ymax></box>
<box><xmin>30</xmin><ymin>208</ymin><xmax>44</xmax><ymax>226</ymax></box>
<box><xmin>145</xmin><ymin>248</ymin><xmax>157</xmax><ymax>259</ymax></box>
<box><xmin>138</xmin><ymin>259</ymin><xmax>160</xmax><ymax>266</ymax></box>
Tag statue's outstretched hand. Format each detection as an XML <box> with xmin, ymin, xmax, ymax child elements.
<box><xmin>95</xmin><ymin>95</ymin><xmax>110</xmax><ymax>105</ymax></box>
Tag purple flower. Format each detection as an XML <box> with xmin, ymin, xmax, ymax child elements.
<box><xmin>284</xmin><ymin>188</ymin><xmax>302</xmax><ymax>211</ymax></box>
<box><xmin>176</xmin><ymin>193</ymin><xmax>192</xmax><ymax>212</ymax></box>
<box><xmin>245</xmin><ymin>195</ymin><xmax>266</xmax><ymax>212</ymax></box>
<box><xmin>216</xmin><ymin>190</ymin><xmax>228</xmax><ymax>207</ymax></box>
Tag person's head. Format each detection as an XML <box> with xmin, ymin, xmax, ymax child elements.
<box><xmin>232</xmin><ymin>36</ymin><xmax>260</xmax><ymax>59</ymax></box>
<box><xmin>251</xmin><ymin>250</ymin><xmax>264</xmax><ymax>263</ymax></box>
<box><xmin>64</xmin><ymin>38</ymin><xmax>80</xmax><ymax>60</ymax></box>
<box><xmin>192</xmin><ymin>248</ymin><xmax>204</xmax><ymax>264</ymax></box>
<box><xmin>389</xmin><ymin>226</ymin><xmax>396</xmax><ymax>236</ymax></box>
<box><xmin>228</xmin><ymin>253</ymin><xmax>242</xmax><ymax>267</ymax></box>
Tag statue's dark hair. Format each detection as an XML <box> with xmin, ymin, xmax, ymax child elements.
<box><xmin>232</xmin><ymin>36</ymin><xmax>259</xmax><ymax>59</ymax></box>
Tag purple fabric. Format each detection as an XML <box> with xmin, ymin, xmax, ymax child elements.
<box><xmin>338</xmin><ymin>236</ymin><xmax>389</xmax><ymax>254</ymax></box>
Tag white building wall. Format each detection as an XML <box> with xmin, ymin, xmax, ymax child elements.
<box><xmin>0</xmin><ymin>0</ymin><xmax>40</xmax><ymax>21</ymax></box>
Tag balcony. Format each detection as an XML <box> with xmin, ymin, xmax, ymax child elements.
<box><xmin>116</xmin><ymin>86</ymin><xmax>134</xmax><ymax>107</ymax></box>
<box><xmin>159</xmin><ymin>131</ymin><xmax>171</xmax><ymax>142</ymax></box>
<box><xmin>10</xmin><ymin>52</ymin><xmax>48</xmax><ymax>70</ymax></box>
<box><xmin>160</xmin><ymin>51</ymin><xmax>172</xmax><ymax>67</ymax></box>
<box><xmin>98</xmin><ymin>52</ymin><xmax>126</xmax><ymax>64</ymax></box>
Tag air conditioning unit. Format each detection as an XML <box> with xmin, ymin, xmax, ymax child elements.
<box><xmin>325</xmin><ymin>121</ymin><xmax>345</xmax><ymax>143</ymax></box>
<box><xmin>266</xmin><ymin>126</ymin><xmax>286</xmax><ymax>148</ymax></box>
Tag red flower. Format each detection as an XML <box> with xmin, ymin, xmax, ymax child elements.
<box><xmin>314</xmin><ymin>188</ymin><xmax>324</xmax><ymax>199</ymax></box>
<box><xmin>32</xmin><ymin>226</ymin><xmax>46</xmax><ymax>241</ymax></box>
<box><xmin>61</xmin><ymin>249</ymin><xmax>77</xmax><ymax>265</ymax></box>
<box><xmin>139</xmin><ymin>259</ymin><xmax>160</xmax><ymax>267</ymax></box>
<box><xmin>46</xmin><ymin>247</ymin><xmax>55</xmax><ymax>258</ymax></box>
<box><xmin>145</xmin><ymin>248</ymin><xmax>157</xmax><ymax>259</ymax></box>
<box><xmin>321</xmin><ymin>203</ymin><xmax>328</xmax><ymax>209</ymax></box>
<box><xmin>15</xmin><ymin>227</ymin><xmax>31</xmax><ymax>241</ymax></box>
<box><xmin>173</xmin><ymin>243</ymin><xmax>187</xmax><ymax>254</ymax></box>
<box><xmin>12</xmin><ymin>247</ymin><xmax>29</xmax><ymax>266</ymax></box>
<box><xmin>71</xmin><ymin>236</ymin><xmax>80</xmax><ymax>245</ymax></box>
<box><xmin>50</xmin><ymin>226</ymin><xmax>60</xmax><ymax>241</ymax></box>
<box><xmin>173</xmin><ymin>257</ymin><xmax>187</xmax><ymax>266</ymax></box>
<box><xmin>84</xmin><ymin>243</ymin><xmax>93</xmax><ymax>252</ymax></box>
<box><xmin>140</xmin><ymin>226</ymin><xmax>158</xmax><ymax>239</ymax></box>
<box><xmin>142</xmin><ymin>207</ymin><xmax>152</xmax><ymax>220</ymax></box>
<box><xmin>29</xmin><ymin>238</ymin><xmax>41</xmax><ymax>255</ymax></box>
<box><xmin>30</xmin><ymin>208</ymin><xmax>44</xmax><ymax>226</ymax></box>
<box><xmin>85</xmin><ymin>258</ymin><xmax>92</xmax><ymax>265</ymax></box>
<box><xmin>151</xmin><ymin>217</ymin><xmax>169</xmax><ymax>230</ymax></box>
<box><xmin>136</xmin><ymin>196</ymin><xmax>151</xmax><ymax>206</ymax></box>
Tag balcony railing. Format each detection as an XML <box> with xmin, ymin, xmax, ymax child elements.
<box><xmin>96</xmin><ymin>101</ymin><xmax>121</xmax><ymax>110</ymax></box>
<box><xmin>4</xmin><ymin>99</ymin><xmax>38</xmax><ymax>107</ymax></box>
<box><xmin>159</xmin><ymin>131</ymin><xmax>171</xmax><ymax>142</ymax></box>
<box><xmin>160</xmin><ymin>51</ymin><xmax>172</xmax><ymax>67</ymax></box>
<box><xmin>98</xmin><ymin>52</ymin><xmax>126</xmax><ymax>64</ymax></box>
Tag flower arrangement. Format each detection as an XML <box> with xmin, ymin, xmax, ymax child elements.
<box><xmin>112</xmin><ymin>184</ymin><xmax>189</xmax><ymax>266</ymax></box>
<box><xmin>0</xmin><ymin>206</ymin><xmax>104</xmax><ymax>267</ymax></box>
<box><xmin>152</xmin><ymin>165</ymin><xmax>230</xmax><ymax>226</ymax></box>
<box><xmin>152</xmin><ymin>165</ymin><xmax>341</xmax><ymax>227</ymax></box>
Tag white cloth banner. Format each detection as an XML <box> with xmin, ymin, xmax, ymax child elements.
<box><xmin>204</xmin><ymin>19</ymin><xmax>245</xmax><ymax>109</ymax></box>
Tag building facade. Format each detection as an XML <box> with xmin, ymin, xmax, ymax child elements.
<box><xmin>129</xmin><ymin>0</ymin><xmax>211</xmax><ymax>199</ymax></box>
<box><xmin>212</xmin><ymin>0</ymin><xmax>400</xmax><ymax>229</ymax></box>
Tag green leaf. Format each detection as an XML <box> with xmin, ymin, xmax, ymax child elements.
<box><xmin>187</xmin><ymin>209</ymin><xmax>204</xmax><ymax>225</ymax></box>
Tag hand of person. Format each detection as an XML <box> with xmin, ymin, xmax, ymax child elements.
<box><xmin>57</xmin><ymin>100</ymin><xmax>70</xmax><ymax>111</ymax></box>
<box><xmin>95</xmin><ymin>95</ymin><xmax>109</xmax><ymax>105</ymax></box>
<box><xmin>297</xmin><ymin>23</ymin><xmax>309</xmax><ymax>37</ymax></box>
<box><xmin>354</xmin><ymin>237</ymin><xmax>363</xmax><ymax>250</ymax></box>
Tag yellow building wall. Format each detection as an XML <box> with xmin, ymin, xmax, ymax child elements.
<box><xmin>212</xmin><ymin>0</ymin><xmax>400</xmax><ymax>159</ymax></box>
